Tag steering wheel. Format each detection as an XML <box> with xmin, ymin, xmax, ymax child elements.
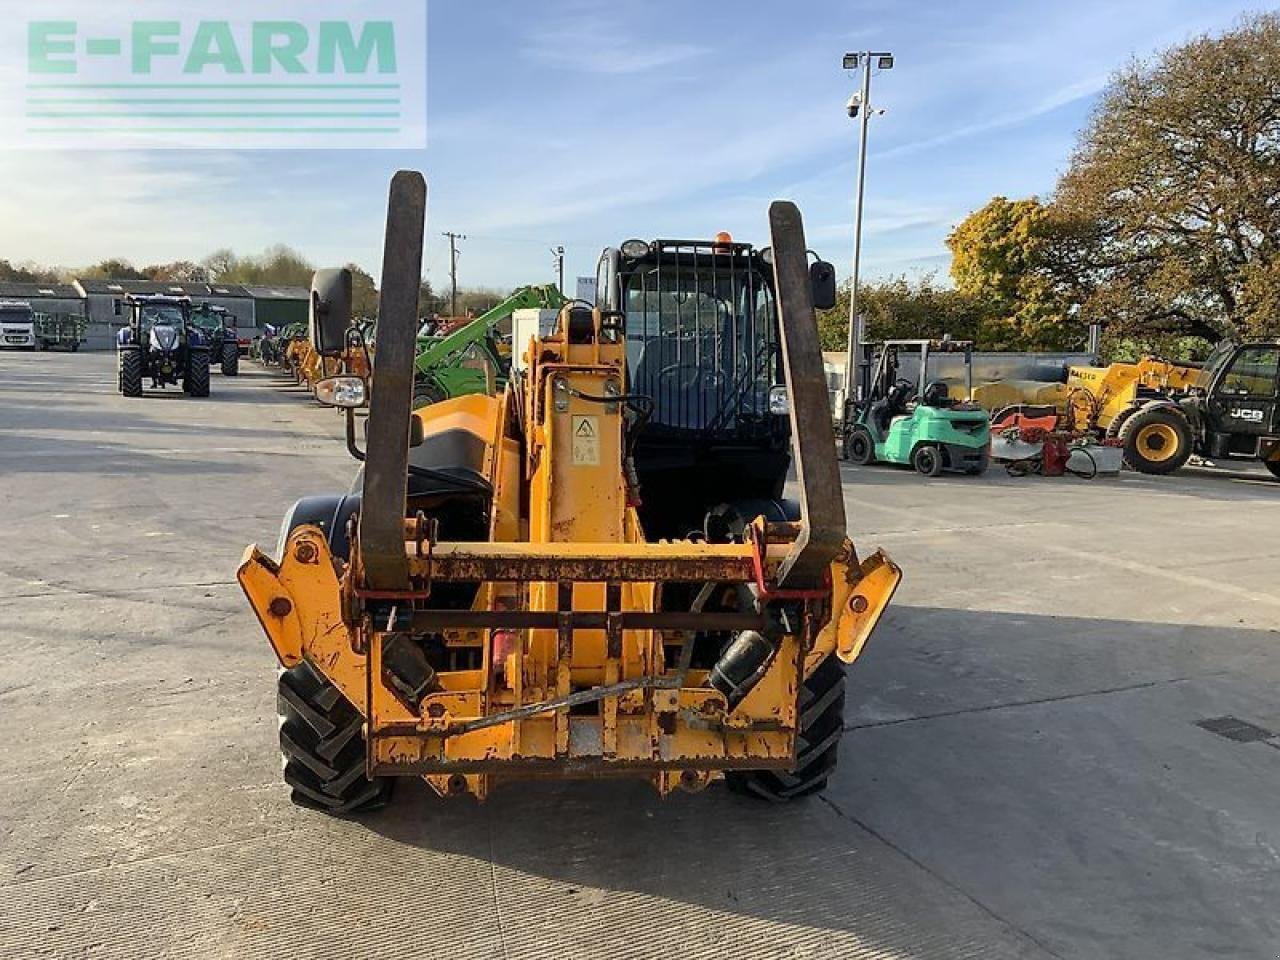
<box><xmin>658</xmin><ymin>363</ymin><xmax>724</xmax><ymax>392</ymax></box>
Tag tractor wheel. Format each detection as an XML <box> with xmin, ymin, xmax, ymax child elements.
<box><xmin>119</xmin><ymin>348</ymin><xmax>143</xmax><ymax>398</ymax></box>
<box><xmin>1118</xmin><ymin>407</ymin><xmax>1191</xmax><ymax>475</ymax></box>
<box><xmin>844</xmin><ymin>426</ymin><xmax>876</xmax><ymax>465</ymax></box>
<box><xmin>912</xmin><ymin>443</ymin><xmax>943</xmax><ymax>477</ymax></box>
<box><xmin>1264</xmin><ymin>460</ymin><xmax>1280</xmax><ymax>480</ymax></box>
<box><xmin>221</xmin><ymin>341</ymin><xmax>239</xmax><ymax>377</ymax></box>
<box><xmin>184</xmin><ymin>350</ymin><xmax>211</xmax><ymax>398</ymax></box>
<box><xmin>278</xmin><ymin>661</ymin><xmax>391</xmax><ymax>814</ymax></box>
<box><xmin>413</xmin><ymin>379</ymin><xmax>447</xmax><ymax>409</ymax></box>
<box><xmin>726</xmin><ymin>656</ymin><xmax>847</xmax><ymax>801</ymax></box>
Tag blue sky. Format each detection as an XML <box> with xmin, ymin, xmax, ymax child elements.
<box><xmin>0</xmin><ymin>0</ymin><xmax>1267</xmax><ymax>292</ymax></box>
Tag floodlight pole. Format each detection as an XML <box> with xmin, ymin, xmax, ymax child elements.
<box><xmin>842</xmin><ymin>52</ymin><xmax>890</xmax><ymax>423</ymax></box>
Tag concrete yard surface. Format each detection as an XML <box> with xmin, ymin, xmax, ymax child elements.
<box><xmin>1</xmin><ymin>351</ymin><xmax>1278</xmax><ymax>959</ymax></box>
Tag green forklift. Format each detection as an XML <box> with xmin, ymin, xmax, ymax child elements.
<box><xmin>842</xmin><ymin>339</ymin><xmax>991</xmax><ymax>476</ymax></box>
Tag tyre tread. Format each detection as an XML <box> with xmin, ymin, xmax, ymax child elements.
<box><xmin>725</xmin><ymin>657</ymin><xmax>847</xmax><ymax>802</ymax></box>
<box><xmin>277</xmin><ymin>661</ymin><xmax>390</xmax><ymax>815</ymax></box>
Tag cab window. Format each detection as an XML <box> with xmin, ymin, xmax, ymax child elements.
<box><xmin>1221</xmin><ymin>347</ymin><xmax>1279</xmax><ymax>397</ymax></box>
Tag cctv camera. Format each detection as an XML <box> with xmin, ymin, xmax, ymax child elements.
<box><xmin>846</xmin><ymin>94</ymin><xmax>860</xmax><ymax>118</ymax></box>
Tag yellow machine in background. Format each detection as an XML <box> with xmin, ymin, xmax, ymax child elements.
<box><xmin>239</xmin><ymin>172</ymin><xmax>900</xmax><ymax>810</ymax></box>
<box><xmin>284</xmin><ymin>336</ymin><xmax>313</xmax><ymax>384</ymax></box>
<box><xmin>955</xmin><ymin>378</ymin><xmax>1071</xmax><ymax>412</ymax></box>
<box><xmin>1061</xmin><ymin>357</ymin><xmax>1202</xmax><ymax>473</ymax></box>
<box><xmin>291</xmin><ymin>269</ymin><xmax>374</xmax><ymax>395</ymax></box>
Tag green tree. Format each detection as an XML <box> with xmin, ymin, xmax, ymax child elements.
<box><xmin>1052</xmin><ymin>13</ymin><xmax>1280</xmax><ymax>342</ymax></box>
<box><xmin>346</xmin><ymin>262</ymin><xmax>379</xmax><ymax>320</ymax></box>
<box><xmin>82</xmin><ymin>258</ymin><xmax>146</xmax><ymax>280</ymax></box>
<box><xmin>817</xmin><ymin>275</ymin><xmax>989</xmax><ymax>352</ymax></box>
<box><xmin>418</xmin><ymin>279</ymin><xmax>437</xmax><ymax>318</ymax></box>
<box><xmin>0</xmin><ymin>260</ymin><xmax>60</xmax><ymax>283</ymax></box>
<box><xmin>946</xmin><ymin>197</ymin><xmax>1079</xmax><ymax>349</ymax></box>
<box><xmin>223</xmin><ymin>245</ymin><xmax>314</xmax><ymax>286</ymax></box>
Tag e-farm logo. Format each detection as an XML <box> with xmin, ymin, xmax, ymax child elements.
<box><xmin>3</xmin><ymin>2</ymin><xmax>425</xmax><ymax>149</ymax></box>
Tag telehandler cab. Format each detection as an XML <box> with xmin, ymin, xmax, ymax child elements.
<box><xmin>239</xmin><ymin>172</ymin><xmax>900</xmax><ymax>811</ymax></box>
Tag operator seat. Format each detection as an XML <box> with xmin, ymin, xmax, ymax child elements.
<box><xmin>871</xmin><ymin>380</ymin><xmax>913</xmax><ymax>436</ymax></box>
<box><xmin>922</xmin><ymin>380</ymin><xmax>953</xmax><ymax>408</ymax></box>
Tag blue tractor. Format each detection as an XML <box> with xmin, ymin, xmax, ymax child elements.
<box><xmin>116</xmin><ymin>294</ymin><xmax>211</xmax><ymax>398</ymax></box>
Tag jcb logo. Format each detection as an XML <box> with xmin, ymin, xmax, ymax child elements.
<box><xmin>1230</xmin><ymin>408</ymin><xmax>1264</xmax><ymax>423</ymax></box>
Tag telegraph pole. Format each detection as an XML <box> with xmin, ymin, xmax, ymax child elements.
<box><xmin>443</xmin><ymin>231</ymin><xmax>466</xmax><ymax>316</ymax></box>
<box><xmin>551</xmin><ymin>245</ymin><xmax>565</xmax><ymax>295</ymax></box>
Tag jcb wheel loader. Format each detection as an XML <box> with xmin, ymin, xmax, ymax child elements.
<box><xmin>239</xmin><ymin>172</ymin><xmax>900</xmax><ymax>811</ymax></box>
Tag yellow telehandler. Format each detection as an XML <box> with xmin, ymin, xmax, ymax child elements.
<box><xmin>239</xmin><ymin>172</ymin><xmax>900</xmax><ymax>810</ymax></box>
<box><xmin>1059</xmin><ymin>349</ymin><xmax>1280</xmax><ymax>476</ymax></box>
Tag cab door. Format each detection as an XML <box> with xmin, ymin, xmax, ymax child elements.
<box><xmin>1210</xmin><ymin>345</ymin><xmax>1280</xmax><ymax>440</ymax></box>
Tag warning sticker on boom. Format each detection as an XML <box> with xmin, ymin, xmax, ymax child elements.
<box><xmin>572</xmin><ymin>415</ymin><xmax>600</xmax><ymax>466</ymax></box>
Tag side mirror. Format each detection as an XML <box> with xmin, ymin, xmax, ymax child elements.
<box><xmin>810</xmin><ymin>260</ymin><xmax>837</xmax><ymax>311</ymax></box>
<box><xmin>310</xmin><ymin>268</ymin><xmax>354</xmax><ymax>356</ymax></box>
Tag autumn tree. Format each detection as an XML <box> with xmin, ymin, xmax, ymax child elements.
<box><xmin>202</xmin><ymin>248</ymin><xmax>237</xmax><ymax>281</ymax></box>
<box><xmin>946</xmin><ymin>197</ymin><xmax>1080</xmax><ymax>349</ymax></box>
<box><xmin>82</xmin><ymin>258</ymin><xmax>146</xmax><ymax>280</ymax></box>
<box><xmin>142</xmin><ymin>261</ymin><xmax>209</xmax><ymax>283</ymax></box>
<box><xmin>1052</xmin><ymin>13</ymin><xmax>1280</xmax><ymax>341</ymax></box>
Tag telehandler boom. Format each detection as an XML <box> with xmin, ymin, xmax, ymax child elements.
<box><xmin>413</xmin><ymin>283</ymin><xmax>566</xmax><ymax>406</ymax></box>
<box><xmin>239</xmin><ymin>172</ymin><xmax>900</xmax><ymax>809</ymax></box>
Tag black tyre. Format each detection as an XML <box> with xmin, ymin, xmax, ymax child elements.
<box><xmin>119</xmin><ymin>348</ymin><xmax>143</xmax><ymax>397</ymax></box>
<box><xmin>1118</xmin><ymin>407</ymin><xmax>1191</xmax><ymax>475</ymax></box>
<box><xmin>726</xmin><ymin>657</ymin><xmax>847</xmax><ymax>801</ymax></box>
<box><xmin>184</xmin><ymin>349</ymin><xmax>211</xmax><ymax>397</ymax></box>
<box><xmin>1264</xmin><ymin>459</ymin><xmax>1280</xmax><ymax>480</ymax></box>
<box><xmin>278</xmin><ymin>661</ymin><xmax>391</xmax><ymax>814</ymax></box>
<box><xmin>845</xmin><ymin>426</ymin><xmax>876</xmax><ymax>465</ymax></box>
<box><xmin>38</xmin><ymin>341</ymin><xmax>48</xmax><ymax>352</ymax></box>
<box><xmin>413</xmin><ymin>378</ymin><xmax>447</xmax><ymax>409</ymax></box>
<box><xmin>221</xmin><ymin>341</ymin><xmax>239</xmax><ymax>377</ymax></box>
<box><xmin>71</xmin><ymin>342</ymin><xmax>80</xmax><ymax>353</ymax></box>
<box><xmin>912</xmin><ymin>443</ymin><xmax>943</xmax><ymax>477</ymax></box>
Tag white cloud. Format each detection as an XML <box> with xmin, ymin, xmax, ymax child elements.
<box><xmin>521</xmin><ymin>13</ymin><xmax>707</xmax><ymax>75</ymax></box>
<box><xmin>873</xmin><ymin>74</ymin><xmax>1108</xmax><ymax>162</ymax></box>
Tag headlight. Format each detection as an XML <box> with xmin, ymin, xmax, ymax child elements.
<box><xmin>759</xmin><ymin>246</ymin><xmax>774</xmax><ymax>266</ymax></box>
<box><xmin>620</xmin><ymin>239</ymin><xmax>651</xmax><ymax>259</ymax></box>
<box><xmin>314</xmin><ymin>376</ymin><xmax>368</xmax><ymax>408</ymax></box>
<box><xmin>769</xmin><ymin>385</ymin><xmax>789</xmax><ymax>415</ymax></box>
